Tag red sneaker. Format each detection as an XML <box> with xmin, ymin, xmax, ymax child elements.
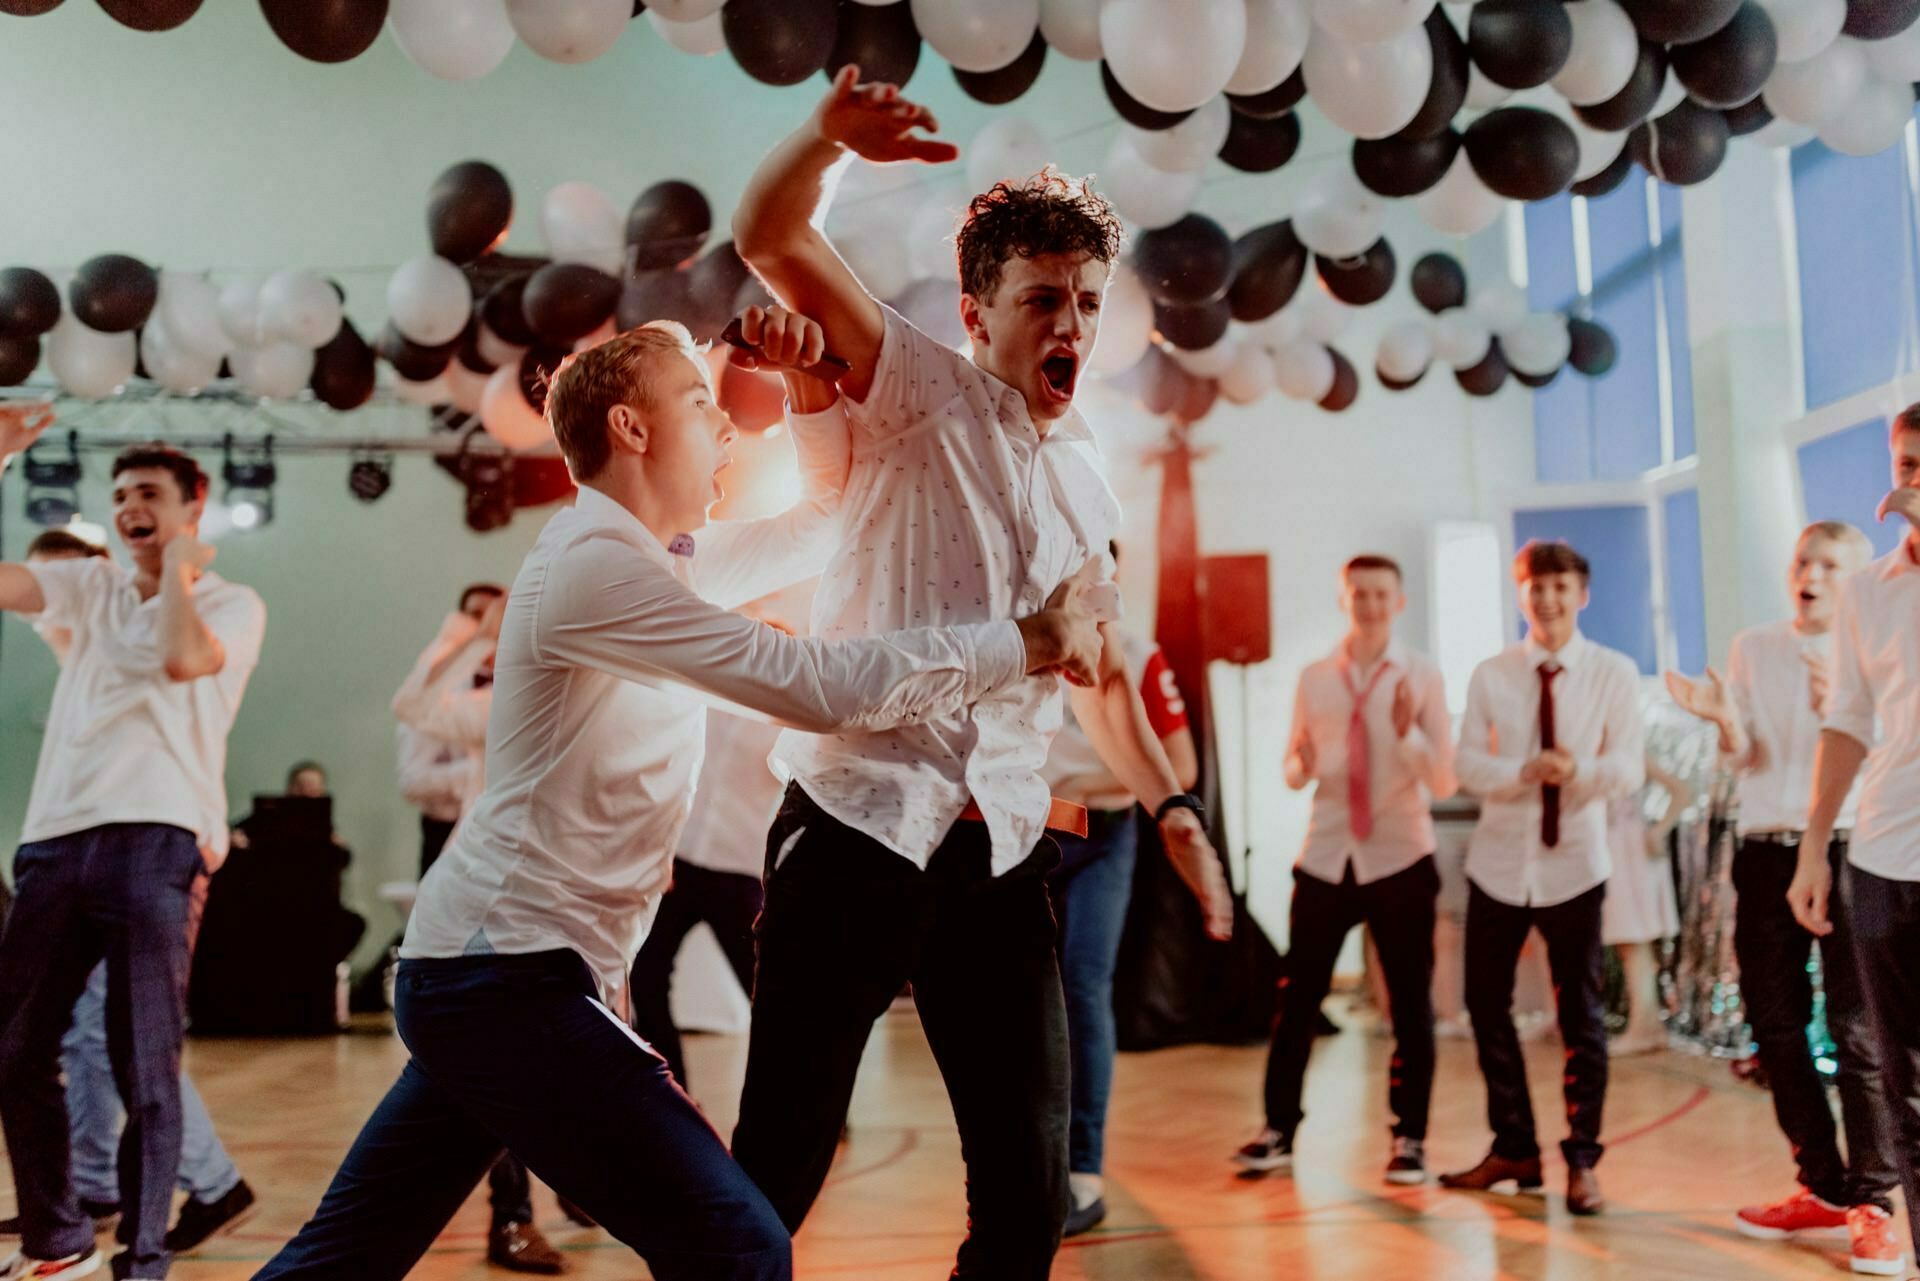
<box><xmin>1847</xmin><ymin>1205</ymin><xmax>1905</xmax><ymax>1276</ymax></box>
<box><xmin>1734</xmin><ymin>1189</ymin><xmax>1849</xmax><ymax>1239</ymax></box>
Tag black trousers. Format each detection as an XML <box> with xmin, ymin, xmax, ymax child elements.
<box><xmin>1733</xmin><ymin>837</ymin><xmax>1897</xmax><ymax>1210</ymax></box>
<box><xmin>1464</xmin><ymin>881</ymin><xmax>1609</xmax><ymax>1169</ymax></box>
<box><xmin>629</xmin><ymin>861</ymin><xmax>763</xmax><ymax>1089</ymax></box>
<box><xmin>1846</xmin><ymin>863</ymin><xmax>1920</xmax><ymax>1228</ymax></box>
<box><xmin>1261</xmin><ymin>856</ymin><xmax>1438</xmax><ymax>1142</ymax></box>
<box><xmin>731</xmin><ymin>785</ymin><xmax>1069</xmax><ymax>1281</ymax></box>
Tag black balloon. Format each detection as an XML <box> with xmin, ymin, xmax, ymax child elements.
<box><xmin>1724</xmin><ymin>95</ymin><xmax>1774</xmax><ymax>135</ymax></box>
<box><xmin>259</xmin><ymin>0</ymin><xmax>388</xmax><ymax>62</ymax></box>
<box><xmin>1629</xmin><ymin>99</ymin><xmax>1730</xmax><ymax>185</ymax></box>
<box><xmin>1399</xmin><ymin>6</ymin><xmax>1471</xmax><ymax>140</ymax></box>
<box><xmin>1315</xmin><ymin>239</ymin><xmax>1397</xmax><ymax>306</ymax></box>
<box><xmin>1318</xmin><ymin>349</ymin><xmax>1359</xmax><ymax>412</ymax></box>
<box><xmin>627</xmin><ymin>181</ymin><xmax>712</xmax><ymax>269</ymax></box>
<box><xmin>1132</xmin><ymin>214</ymin><xmax>1233</xmax><ymax>307</ymax></box>
<box><xmin>1576</xmin><ymin>40</ymin><xmax>1668</xmax><ymax>132</ymax></box>
<box><xmin>428</xmin><ymin>161</ymin><xmax>512</xmax><ymax>264</ymax></box>
<box><xmin>69</xmin><ymin>254</ymin><xmax>157</xmax><ymax>333</ymax></box>
<box><xmin>524</xmin><ymin>263</ymin><xmax>621</xmax><ymax>343</ymax></box>
<box><xmin>1468</xmin><ymin>0</ymin><xmax>1573</xmax><ymax>90</ymax></box>
<box><xmin>1102</xmin><ymin>61</ymin><xmax>1193</xmax><ymax>129</ymax></box>
<box><xmin>954</xmin><ymin>31</ymin><xmax>1045</xmax><ymax>103</ymax></box>
<box><xmin>826</xmin><ymin>0</ymin><xmax>920</xmax><ymax>87</ymax></box>
<box><xmin>518</xmin><ymin>344</ymin><xmax>574</xmax><ymax>414</ymax></box>
<box><xmin>1410</xmin><ymin>253</ymin><xmax>1467</xmax><ymax>313</ymax></box>
<box><xmin>617</xmin><ymin>268</ymin><xmax>697</xmax><ymax>331</ymax></box>
<box><xmin>1567</xmin><ymin>317</ymin><xmax>1618</xmax><ymax>375</ymax></box>
<box><xmin>1219</xmin><ymin>110</ymin><xmax>1301</xmax><ymax>172</ymax></box>
<box><xmin>1154</xmin><ymin>298</ymin><xmax>1231</xmax><ymax>351</ymax></box>
<box><xmin>1621</xmin><ymin>0</ymin><xmax>1742</xmax><ymax>42</ymax></box>
<box><xmin>97</xmin><ymin>0</ymin><xmax>202</xmax><ymax>29</ymax></box>
<box><xmin>1353</xmin><ymin>129</ymin><xmax>1460</xmax><ymax>197</ymax></box>
<box><xmin>723</xmin><ymin>0</ymin><xmax>837</xmax><ymax>86</ymax></box>
<box><xmin>1672</xmin><ymin>1</ymin><xmax>1777</xmax><ymax>107</ymax></box>
<box><xmin>1465</xmin><ymin>108</ymin><xmax>1579</xmax><ymax>200</ymax></box>
<box><xmin>1844</xmin><ymin>0</ymin><xmax>1920</xmax><ymax>38</ymax></box>
<box><xmin>1226</xmin><ymin>221</ymin><xmax>1307</xmax><ymax>322</ymax></box>
<box><xmin>0</xmin><ymin>267</ymin><xmax>62</xmax><ymax>337</ymax></box>
<box><xmin>1572</xmin><ymin>145</ymin><xmax>1635</xmax><ymax>196</ymax></box>
<box><xmin>1514</xmin><ymin>366</ymin><xmax>1560</xmax><ymax>389</ymax></box>
<box><xmin>1376</xmin><ymin>364</ymin><xmax>1426</xmax><ymax>392</ymax></box>
<box><xmin>1227</xmin><ymin>67</ymin><xmax>1305</xmax><ymax>119</ymax></box>
<box><xmin>0</xmin><ymin>1</ymin><xmax>64</xmax><ymax>12</ymax></box>
<box><xmin>375</xmin><ymin>323</ymin><xmax>457</xmax><ymax>381</ymax></box>
<box><xmin>310</xmin><ymin>318</ymin><xmax>376</xmax><ymax>411</ymax></box>
<box><xmin>482</xmin><ymin>275</ymin><xmax>539</xmax><ymax>346</ymax></box>
<box><xmin>1455</xmin><ymin>339</ymin><xmax>1511</xmax><ymax>396</ymax></box>
<box><xmin>0</xmin><ymin>334</ymin><xmax>38</xmax><ymax>385</ymax></box>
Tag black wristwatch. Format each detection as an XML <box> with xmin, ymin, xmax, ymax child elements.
<box><xmin>1154</xmin><ymin>792</ymin><xmax>1206</xmax><ymax>826</ymax></box>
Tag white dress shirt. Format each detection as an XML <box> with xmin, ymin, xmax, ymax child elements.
<box><xmin>20</xmin><ymin>558</ymin><xmax>266</xmax><ymax>868</ymax></box>
<box><xmin>1725</xmin><ymin>619</ymin><xmax>1858</xmax><ymax>835</ymax></box>
<box><xmin>774</xmin><ymin>305</ymin><xmax>1123</xmax><ymax>876</ymax></box>
<box><xmin>395</xmin><ymin>724</ymin><xmax>478</xmax><ymax>824</ymax></box>
<box><xmin>678</xmin><ymin>711</ymin><xmax>787</xmax><ymax>878</ymax></box>
<box><xmin>1825</xmin><ymin>546</ymin><xmax>1920</xmax><ymax>882</ymax></box>
<box><xmin>402</xmin><ymin>483</ymin><xmax>1028</xmax><ymax>1000</ymax></box>
<box><xmin>1288</xmin><ymin>639</ymin><xmax>1458</xmax><ymax>886</ymax></box>
<box><xmin>1455</xmin><ymin>632</ymin><xmax>1646</xmax><ymax>907</ymax></box>
<box><xmin>391</xmin><ymin>616</ymin><xmax>494</xmax><ymax>816</ymax></box>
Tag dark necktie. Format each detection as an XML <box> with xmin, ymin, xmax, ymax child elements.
<box><xmin>1539</xmin><ymin>661</ymin><xmax>1562</xmax><ymax>848</ymax></box>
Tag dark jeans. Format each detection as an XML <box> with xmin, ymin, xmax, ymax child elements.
<box><xmin>255</xmin><ymin>949</ymin><xmax>788</xmax><ymax>1281</ymax></box>
<box><xmin>0</xmin><ymin>823</ymin><xmax>207</xmax><ymax>1279</ymax></box>
<box><xmin>1262</xmin><ymin>856</ymin><xmax>1438</xmax><ymax>1143</ymax></box>
<box><xmin>1046</xmin><ymin>807</ymin><xmax>1140</xmax><ymax>1176</ymax></box>
<box><xmin>1464</xmin><ymin>881</ymin><xmax>1609</xmax><ymax>1169</ymax></box>
<box><xmin>1846</xmin><ymin>863</ymin><xmax>1920</xmax><ymax>1229</ymax></box>
<box><xmin>629</xmin><ymin>861</ymin><xmax>763</xmax><ymax>1089</ymax></box>
<box><xmin>1733</xmin><ymin>837</ymin><xmax>1897</xmax><ymax>1210</ymax></box>
<box><xmin>732</xmin><ymin>785</ymin><xmax>1069</xmax><ymax>1281</ymax></box>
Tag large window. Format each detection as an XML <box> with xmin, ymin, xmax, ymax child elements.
<box><xmin>1661</xmin><ymin>487</ymin><xmax>1706</xmax><ymax>674</ymax></box>
<box><xmin>1799</xmin><ymin>415</ymin><xmax>1901</xmax><ymax>556</ymax></box>
<box><xmin>1512</xmin><ymin>504</ymin><xmax>1658</xmax><ymax>673</ymax></box>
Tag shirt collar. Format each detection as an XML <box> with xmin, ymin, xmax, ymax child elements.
<box><xmin>572</xmin><ymin>485</ymin><xmax>679</xmax><ymax>572</ymax></box>
<box><xmin>1335</xmin><ymin>636</ymin><xmax>1404</xmax><ymax>678</ymax></box>
<box><xmin>1525</xmin><ymin>630</ymin><xmax>1588</xmax><ymax>670</ymax></box>
<box><xmin>982</xmin><ymin>367</ymin><xmax>1094</xmax><ymax>445</ymax></box>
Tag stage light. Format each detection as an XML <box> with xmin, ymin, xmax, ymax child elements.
<box><xmin>230</xmin><ymin>500</ymin><xmax>263</xmax><ymax>530</ymax></box>
<box><xmin>221</xmin><ymin>433</ymin><xmax>276</xmax><ymax>530</ymax></box>
<box><xmin>457</xmin><ymin>429</ymin><xmax>515</xmax><ymax>533</ymax></box>
<box><xmin>22</xmin><ymin>432</ymin><xmax>82</xmax><ymax>529</ymax></box>
<box><xmin>348</xmin><ymin>453</ymin><xmax>393</xmax><ymax>503</ymax></box>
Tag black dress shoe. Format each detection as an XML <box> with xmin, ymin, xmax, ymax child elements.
<box><xmin>1062</xmin><ymin>1196</ymin><xmax>1107</xmax><ymax>1238</ymax></box>
<box><xmin>166</xmin><ymin>1180</ymin><xmax>255</xmax><ymax>1253</ymax></box>
<box><xmin>1567</xmin><ymin>1166</ymin><xmax>1605</xmax><ymax>1216</ymax></box>
<box><xmin>1438</xmin><ymin>1151</ymin><xmax>1545</xmax><ymax>1194</ymax></box>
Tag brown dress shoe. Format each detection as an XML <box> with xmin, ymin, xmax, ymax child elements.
<box><xmin>1438</xmin><ymin>1151</ymin><xmax>1545</xmax><ymax>1194</ymax></box>
<box><xmin>1567</xmin><ymin>1166</ymin><xmax>1604</xmax><ymax>1216</ymax></box>
<box><xmin>488</xmin><ymin>1221</ymin><xmax>567</xmax><ymax>1274</ymax></box>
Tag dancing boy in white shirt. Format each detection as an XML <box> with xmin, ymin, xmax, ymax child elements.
<box><xmin>1233</xmin><ymin>555</ymin><xmax>1456</xmax><ymax>1186</ymax></box>
<box><xmin>1667</xmin><ymin>521</ymin><xmax>1901</xmax><ymax>1271</ymax></box>
<box><xmin>1790</xmin><ymin>406</ymin><xmax>1920</xmax><ymax>1278</ymax></box>
<box><xmin>252</xmin><ymin>310</ymin><xmax>1104</xmax><ymax>1281</ymax></box>
<box><xmin>731</xmin><ymin>68</ymin><xmax>1234</xmax><ymax>1277</ymax></box>
<box><xmin>0</xmin><ymin>415</ymin><xmax>268</xmax><ymax>1281</ymax></box>
<box><xmin>1441</xmin><ymin>540</ymin><xmax>1644</xmax><ymax>1217</ymax></box>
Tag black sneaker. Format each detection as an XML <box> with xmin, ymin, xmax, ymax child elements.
<box><xmin>164</xmin><ymin>1180</ymin><xmax>256</xmax><ymax>1254</ymax></box>
<box><xmin>1062</xmin><ymin>1195</ymin><xmax>1107</xmax><ymax>1238</ymax></box>
<box><xmin>1385</xmin><ymin>1137</ymin><xmax>1427</xmax><ymax>1186</ymax></box>
<box><xmin>1231</xmin><ymin>1128</ymin><xmax>1293</xmax><ymax>1174</ymax></box>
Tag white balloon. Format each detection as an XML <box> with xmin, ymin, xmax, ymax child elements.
<box><xmin>392</xmin><ymin>370</ymin><xmax>453</xmax><ymax>405</ymax></box>
<box><xmin>1414</xmin><ymin>148</ymin><xmax>1506</xmax><ymax>237</ymax></box>
<box><xmin>1228</xmin><ymin>0</ymin><xmax>1313</xmax><ymax>95</ymax></box>
<box><xmin>1170</xmin><ymin>338</ymin><xmax>1241</xmax><ymax>377</ymax></box>
<box><xmin>646</xmin><ymin>8</ymin><xmax>725</xmax><ymax>55</ymax></box>
<box><xmin>1754</xmin><ymin>0</ymin><xmax>1845</xmax><ymax>64</ymax></box>
<box><xmin>1471</xmin><ymin>278</ymin><xmax>1528</xmax><ymax>332</ymax></box>
<box><xmin>481</xmin><ymin>365</ymin><xmax>553</xmax><ymax>449</ymax></box>
<box><xmin>1749</xmin><ymin>116</ymin><xmax>1817</xmax><ymax>147</ymax></box>
<box><xmin>1249</xmin><ymin>306</ymin><xmax>1303</xmax><ymax>349</ymax></box>
<box><xmin>1302</xmin><ymin>18</ymin><xmax>1434</xmax><ymax>138</ymax></box>
<box><xmin>1377</xmin><ymin>318</ymin><xmax>1435</xmax><ymax>381</ymax></box>
<box><xmin>446</xmin><ymin>357</ymin><xmax>489</xmax><ymax>414</ymax></box>
<box><xmin>842</xmin><ymin>230</ymin><xmax>916</xmax><ymax>301</ymax></box>
<box><xmin>505</xmin><ymin>0</ymin><xmax>628</xmax><ymax>63</ymax></box>
<box><xmin>1501</xmin><ymin>312</ymin><xmax>1571</xmax><ymax>377</ymax></box>
<box><xmin>141</xmin><ymin>318</ymin><xmax>220</xmax><ymax>395</ymax></box>
<box><xmin>1038</xmin><ymin>0</ymin><xmax>1102</xmax><ymax>60</ymax></box>
<box><xmin>1101</xmin><ymin>133</ymin><xmax>1204</xmax><ymax>228</ymax></box>
<box><xmin>912</xmin><ymin>0</ymin><xmax>1042</xmax><ymax>73</ymax></box>
<box><xmin>476</xmin><ymin>324</ymin><xmax>527</xmax><ymax>369</ymax></box>
<box><xmin>388</xmin><ymin>256</ymin><xmax>472</xmax><ymax>348</ymax></box>
<box><xmin>1432</xmin><ymin>309</ymin><xmax>1492</xmax><ymax>369</ymax></box>
<box><xmin>1219</xmin><ymin>340</ymin><xmax>1278</xmax><ymax>403</ymax></box>
<box><xmin>1125</xmin><ymin>95</ymin><xmax>1231</xmax><ymax>173</ymax></box>
<box><xmin>1101</xmin><ymin>0</ymin><xmax>1247</xmax><ymax>113</ymax></box>
<box><xmin>1090</xmin><ymin>266</ymin><xmax>1153</xmax><ymax>373</ymax></box>
<box><xmin>1273</xmin><ymin>340</ymin><xmax>1335</xmax><ymax>400</ymax></box>
<box><xmin>47</xmin><ymin>318</ymin><xmax>135</xmax><ymax>400</ymax></box>
<box><xmin>218</xmin><ymin>277</ymin><xmax>266</xmax><ymax>348</ymax></box>
<box><xmin>229</xmin><ymin>342</ymin><xmax>315</xmax><ymax>400</ymax></box>
<box><xmin>156</xmin><ymin>271</ymin><xmax>229</xmax><ymax>360</ymax></box>
<box><xmin>542</xmin><ymin>182</ymin><xmax>625</xmax><ymax>274</ymax></box>
<box><xmin>1312</xmin><ymin>0</ymin><xmax>1435</xmax><ymax>45</ymax></box>
<box><xmin>968</xmin><ymin>116</ymin><xmax>1053</xmax><ymax>193</ymax></box>
<box><xmin>1819</xmin><ymin>74</ymin><xmax>1916</xmax><ymax>156</ymax></box>
<box><xmin>1866</xmin><ymin>21</ymin><xmax>1920</xmax><ymax>80</ymax></box>
<box><xmin>1292</xmin><ymin>288</ymin><xmax>1352</xmax><ymax>343</ymax></box>
<box><xmin>389</xmin><ymin>0</ymin><xmax>516</xmax><ymax>81</ymax></box>
<box><xmin>1765</xmin><ymin>35</ymin><xmax>1868</xmax><ymax>124</ymax></box>
<box><xmin>1552</xmin><ymin>0</ymin><xmax>1639</xmax><ymax>106</ymax></box>
<box><xmin>1293</xmin><ymin>165</ymin><xmax>1386</xmax><ymax>259</ymax></box>
<box><xmin>1465</xmin><ymin>60</ymin><xmax>1514</xmax><ymax>108</ymax></box>
<box><xmin>259</xmin><ymin>269</ymin><xmax>343</xmax><ymax>348</ymax></box>
<box><xmin>646</xmin><ymin>0</ymin><xmax>723</xmax><ymax>17</ymax></box>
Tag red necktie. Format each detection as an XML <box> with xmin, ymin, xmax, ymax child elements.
<box><xmin>1538</xmin><ymin>661</ymin><xmax>1562</xmax><ymax>848</ymax></box>
<box><xmin>1341</xmin><ymin>660</ymin><xmax>1391</xmax><ymax>841</ymax></box>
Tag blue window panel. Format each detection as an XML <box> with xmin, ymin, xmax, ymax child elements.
<box><xmin>1513</xmin><ymin>504</ymin><xmax>1658</xmax><ymax>674</ymax></box>
<box><xmin>1587</xmin><ymin>180</ymin><xmax>1663</xmax><ymax>480</ymax></box>
<box><xmin>1799</xmin><ymin>416</ymin><xmax>1903</xmax><ymax>556</ymax></box>
<box><xmin>1791</xmin><ymin>140</ymin><xmax>1912</xmax><ymax>408</ymax></box>
<box><xmin>1662</xmin><ymin>488</ymin><xmax>1706</xmax><ymax>673</ymax></box>
<box><xmin>1659</xmin><ymin>185</ymin><xmax>1696</xmax><ymax>462</ymax></box>
<box><xmin>1527</xmin><ymin>194</ymin><xmax>1593</xmax><ymax>481</ymax></box>
<box><xmin>1525</xmin><ymin>193</ymin><xmax>1580</xmax><ymax>314</ymax></box>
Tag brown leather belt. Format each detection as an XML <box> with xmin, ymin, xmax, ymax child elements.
<box><xmin>959</xmin><ymin>796</ymin><xmax>1090</xmax><ymax>839</ymax></box>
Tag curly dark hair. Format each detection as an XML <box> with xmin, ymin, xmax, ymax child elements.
<box><xmin>955</xmin><ymin>168</ymin><xmax>1124</xmax><ymax>304</ymax></box>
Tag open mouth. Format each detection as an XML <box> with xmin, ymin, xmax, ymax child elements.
<box><xmin>1041</xmin><ymin>352</ymin><xmax>1078</xmax><ymax>403</ymax></box>
<box><xmin>1800</xmin><ymin>589</ymin><xmax>1819</xmax><ymax>603</ymax></box>
<box><xmin>123</xmin><ymin>522</ymin><xmax>156</xmax><ymax>542</ymax></box>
